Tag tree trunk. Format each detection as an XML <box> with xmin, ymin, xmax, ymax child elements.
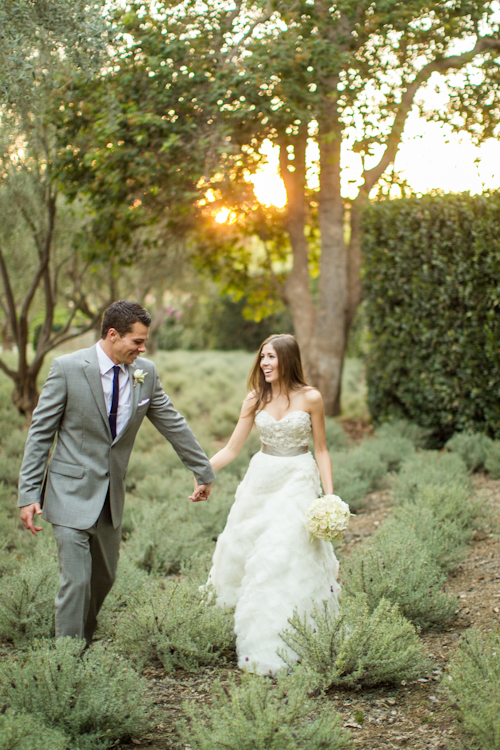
<box><xmin>309</xmin><ymin>111</ymin><xmax>348</xmax><ymax>415</ymax></box>
<box><xmin>279</xmin><ymin>128</ymin><xmax>317</xmax><ymax>374</ymax></box>
<box><xmin>12</xmin><ymin>367</ymin><xmax>40</xmax><ymax>418</ymax></box>
<box><xmin>347</xmin><ymin>203</ymin><xmax>364</xmax><ymax>332</ymax></box>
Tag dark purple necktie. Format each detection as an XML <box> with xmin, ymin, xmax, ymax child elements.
<box><xmin>109</xmin><ymin>365</ymin><xmax>120</xmax><ymax>440</ymax></box>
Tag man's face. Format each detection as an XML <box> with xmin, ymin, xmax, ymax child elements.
<box><xmin>107</xmin><ymin>322</ymin><xmax>149</xmax><ymax>365</ymax></box>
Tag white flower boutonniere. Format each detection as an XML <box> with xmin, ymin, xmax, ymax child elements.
<box><xmin>133</xmin><ymin>369</ymin><xmax>147</xmax><ymax>387</ymax></box>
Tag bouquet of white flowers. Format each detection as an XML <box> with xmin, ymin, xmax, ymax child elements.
<box><xmin>305</xmin><ymin>494</ymin><xmax>351</xmax><ymax>542</ymax></box>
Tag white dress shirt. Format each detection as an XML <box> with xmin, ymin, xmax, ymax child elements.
<box><xmin>96</xmin><ymin>342</ymin><xmax>132</xmax><ymax>437</ymax></box>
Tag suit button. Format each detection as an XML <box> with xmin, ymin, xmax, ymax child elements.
<box><xmin>105</xmin><ymin>471</ymin><xmax>109</xmax><ymax>477</ymax></box>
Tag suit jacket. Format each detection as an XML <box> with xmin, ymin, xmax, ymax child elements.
<box><xmin>18</xmin><ymin>346</ymin><xmax>215</xmax><ymax>529</ymax></box>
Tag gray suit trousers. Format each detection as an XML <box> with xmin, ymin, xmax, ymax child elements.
<box><xmin>52</xmin><ymin>494</ymin><xmax>121</xmax><ymax>644</ymax></box>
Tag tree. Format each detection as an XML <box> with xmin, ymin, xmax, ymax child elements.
<box><xmin>0</xmin><ymin>0</ymin><xmax>111</xmax><ymax>415</ymax></box>
<box><xmin>57</xmin><ymin>0</ymin><xmax>500</xmax><ymax>413</ymax></box>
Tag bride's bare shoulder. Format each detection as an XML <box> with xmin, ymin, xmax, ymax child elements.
<box><xmin>241</xmin><ymin>390</ymin><xmax>259</xmax><ymax>417</ymax></box>
<box><xmin>300</xmin><ymin>386</ymin><xmax>323</xmax><ymax>408</ymax></box>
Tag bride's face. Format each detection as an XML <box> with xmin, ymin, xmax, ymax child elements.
<box><xmin>260</xmin><ymin>344</ymin><xmax>279</xmax><ymax>384</ymax></box>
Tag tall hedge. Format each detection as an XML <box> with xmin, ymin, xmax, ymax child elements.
<box><xmin>362</xmin><ymin>192</ymin><xmax>500</xmax><ymax>442</ymax></box>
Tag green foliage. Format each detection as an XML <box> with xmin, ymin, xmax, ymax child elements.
<box><xmin>445</xmin><ymin>430</ymin><xmax>494</xmax><ymax>472</ymax></box>
<box><xmin>447</xmin><ymin>628</ymin><xmax>500</xmax><ymax>750</ymax></box>
<box><xmin>485</xmin><ymin>441</ymin><xmax>500</xmax><ymax>479</ymax></box>
<box><xmin>157</xmin><ymin>294</ymin><xmax>294</xmax><ymax>352</ymax></box>
<box><xmin>280</xmin><ymin>595</ymin><xmax>429</xmax><ymax>689</ymax></box>
<box><xmin>180</xmin><ymin>669</ymin><xmax>353</xmax><ymax>750</ymax></box>
<box><xmin>0</xmin><ymin>709</ymin><xmax>69</xmax><ymax>750</ymax></box>
<box><xmin>0</xmin><ymin>553</ymin><xmax>58</xmax><ymax>645</ymax></box>
<box><xmin>392</xmin><ymin>451</ymin><xmax>469</xmax><ymax>504</ymax></box>
<box><xmin>363</xmin><ymin>193</ymin><xmax>500</xmax><ymax>443</ymax></box>
<box><xmin>0</xmin><ymin>638</ymin><xmax>152</xmax><ymax>750</ymax></box>
<box><xmin>343</xmin><ymin>520</ymin><xmax>456</xmax><ymax>629</ymax></box>
<box><xmin>115</xmin><ymin>578</ymin><xmax>234</xmax><ymax>672</ymax></box>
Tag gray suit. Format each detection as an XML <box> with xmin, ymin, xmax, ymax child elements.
<box><xmin>18</xmin><ymin>345</ymin><xmax>215</xmax><ymax>640</ymax></box>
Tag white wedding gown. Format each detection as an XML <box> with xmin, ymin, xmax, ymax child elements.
<box><xmin>207</xmin><ymin>409</ymin><xmax>341</xmax><ymax>676</ymax></box>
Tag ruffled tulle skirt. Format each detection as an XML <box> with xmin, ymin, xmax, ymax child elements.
<box><xmin>207</xmin><ymin>450</ymin><xmax>341</xmax><ymax>676</ymax></box>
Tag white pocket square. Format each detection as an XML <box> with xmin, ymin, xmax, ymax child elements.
<box><xmin>137</xmin><ymin>398</ymin><xmax>150</xmax><ymax>408</ymax></box>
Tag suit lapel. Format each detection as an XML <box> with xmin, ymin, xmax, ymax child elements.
<box><xmin>114</xmin><ymin>364</ymin><xmax>139</xmax><ymax>444</ymax></box>
<box><xmin>83</xmin><ymin>346</ymin><xmax>112</xmax><ymax>438</ymax></box>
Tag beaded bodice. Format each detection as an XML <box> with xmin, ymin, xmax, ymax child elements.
<box><xmin>255</xmin><ymin>410</ymin><xmax>312</xmax><ymax>452</ymax></box>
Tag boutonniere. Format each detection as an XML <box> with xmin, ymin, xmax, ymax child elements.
<box><xmin>133</xmin><ymin>369</ymin><xmax>147</xmax><ymax>387</ymax></box>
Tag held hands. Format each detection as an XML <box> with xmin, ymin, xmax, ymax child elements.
<box><xmin>20</xmin><ymin>503</ymin><xmax>43</xmax><ymax>536</ymax></box>
<box><xmin>190</xmin><ymin>481</ymin><xmax>213</xmax><ymax>503</ymax></box>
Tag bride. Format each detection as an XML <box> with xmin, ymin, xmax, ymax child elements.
<box><xmin>206</xmin><ymin>333</ymin><xmax>341</xmax><ymax>676</ymax></box>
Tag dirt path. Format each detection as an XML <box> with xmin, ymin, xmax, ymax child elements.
<box><xmin>109</xmin><ymin>475</ymin><xmax>500</xmax><ymax>749</ymax></box>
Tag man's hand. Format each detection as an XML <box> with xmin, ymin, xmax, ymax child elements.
<box><xmin>20</xmin><ymin>503</ymin><xmax>43</xmax><ymax>536</ymax></box>
<box><xmin>189</xmin><ymin>482</ymin><xmax>213</xmax><ymax>503</ymax></box>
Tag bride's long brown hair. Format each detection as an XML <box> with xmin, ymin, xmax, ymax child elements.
<box><xmin>248</xmin><ymin>334</ymin><xmax>310</xmax><ymax>409</ymax></box>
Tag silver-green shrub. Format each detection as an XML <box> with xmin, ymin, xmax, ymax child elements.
<box><xmin>445</xmin><ymin>430</ymin><xmax>493</xmax><ymax>472</ymax></box>
<box><xmin>324</xmin><ymin>418</ymin><xmax>349</xmax><ymax>451</ymax></box>
<box><xmin>394</xmin><ymin>482</ymin><xmax>482</xmax><ymax>572</ymax></box>
<box><xmin>180</xmin><ymin>668</ymin><xmax>353</xmax><ymax>750</ymax></box>
<box><xmin>332</xmin><ymin>434</ymin><xmax>414</xmax><ymax>510</ymax></box>
<box><xmin>115</xmin><ymin>578</ymin><xmax>234</xmax><ymax>671</ymax></box>
<box><xmin>96</xmin><ymin>552</ymin><xmax>151</xmax><ymax>636</ymax></box>
<box><xmin>343</xmin><ymin>521</ymin><xmax>456</xmax><ymax>628</ymax></box>
<box><xmin>125</xmin><ymin>468</ymin><xmax>237</xmax><ymax>574</ymax></box>
<box><xmin>0</xmin><ymin>429</ymin><xmax>27</xmax><ymax>486</ymax></box>
<box><xmin>331</xmin><ymin>445</ymin><xmax>387</xmax><ymax>511</ymax></box>
<box><xmin>365</xmin><ymin>434</ymin><xmax>415</xmax><ymax>472</ymax></box>
<box><xmin>0</xmin><ymin>553</ymin><xmax>58</xmax><ymax>645</ymax></box>
<box><xmin>0</xmin><ymin>709</ymin><xmax>69</xmax><ymax>750</ymax></box>
<box><xmin>485</xmin><ymin>441</ymin><xmax>500</xmax><ymax>479</ymax></box>
<box><xmin>392</xmin><ymin>451</ymin><xmax>469</xmax><ymax>504</ymax></box>
<box><xmin>125</xmin><ymin>497</ymin><xmax>212</xmax><ymax>575</ymax></box>
<box><xmin>279</xmin><ymin>594</ymin><xmax>429</xmax><ymax>688</ymax></box>
<box><xmin>0</xmin><ymin>638</ymin><xmax>152</xmax><ymax>750</ymax></box>
<box><xmin>447</xmin><ymin>628</ymin><xmax>500</xmax><ymax>750</ymax></box>
<box><xmin>375</xmin><ymin>419</ymin><xmax>432</xmax><ymax>448</ymax></box>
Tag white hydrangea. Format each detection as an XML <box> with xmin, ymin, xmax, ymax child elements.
<box><xmin>305</xmin><ymin>494</ymin><xmax>351</xmax><ymax>542</ymax></box>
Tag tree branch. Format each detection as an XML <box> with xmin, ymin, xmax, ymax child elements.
<box><xmin>359</xmin><ymin>35</ymin><xmax>500</xmax><ymax>198</ymax></box>
<box><xmin>0</xmin><ymin>355</ymin><xmax>17</xmax><ymax>380</ymax></box>
<box><xmin>32</xmin><ymin>303</ymin><xmax>108</xmax><ymax>368</ymax></box>
<box><xmin>0</xmin><ymin>244</ymin><xmax>20</xmax><ymax>345</ymax></box>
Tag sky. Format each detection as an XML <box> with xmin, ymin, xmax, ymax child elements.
<box><xmin>249</xmin><ymin>121</ymin><xmax>500</xmax><ymax>208</ymax></box>
<box><xmin>247</xmin><ymin>64</ymin><xmax>500</xmax><ymax>208</ymax></box>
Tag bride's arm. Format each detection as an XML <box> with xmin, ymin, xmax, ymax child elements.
<box><xmin>209</xmin><ymin>393</ymin><xmax>258</xmax><ymax>472</ymax></box>
<box><xmin>308</xmin><ymin>390</ymin><xmax>334</xmax><ymax>495</ymax></box>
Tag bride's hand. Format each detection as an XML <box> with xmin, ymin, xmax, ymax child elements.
<box><xmin>189</xmin><ymin>481</ymin><xmax>213</xmax><ymax>502</ymax></box>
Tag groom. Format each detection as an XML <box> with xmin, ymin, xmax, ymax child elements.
<box><xmin>18</xmin><ymin>300</ymin><xmax>215</xmax><ymax>644</ymax></box>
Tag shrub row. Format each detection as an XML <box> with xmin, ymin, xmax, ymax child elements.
<box><xmin>331</xmin><ymin>428</ymin><xmax>415</xmax><ymax>511</ymax></box>
<box><xmin>181</xmin><ymin>668</ymin><xmax>353</xmax><ymax>750</ymax></box>
<box><xmin>447</xmin><ymin>628</ymin><xmax>500</xmax><ymax>750</ymax></box>
<box><xmin>0</xmin><ymin>638</ymin><xmax>153</xmax><ymax>750</ymax></box>
<box><xmin>342</xmin><ymin>445</ymin><xmax>482</xmax><ymax>630</ymax></box>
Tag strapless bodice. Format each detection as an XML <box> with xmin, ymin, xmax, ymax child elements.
<box><xmin>255</xmin><ymin>410</ymin><xmax>311</xmax><ymax>453</ymax></box>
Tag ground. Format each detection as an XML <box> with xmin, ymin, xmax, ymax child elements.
<box><xmin>113</xmin><ymin>471</ymin><xmax>500</xmax><ymax>750</ymax></box>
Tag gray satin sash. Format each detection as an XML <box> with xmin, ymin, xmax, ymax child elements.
<box><xmin>260</xmin><ymin>442</ymin><xmax>309</xmax><ymax>457</ymax></box>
